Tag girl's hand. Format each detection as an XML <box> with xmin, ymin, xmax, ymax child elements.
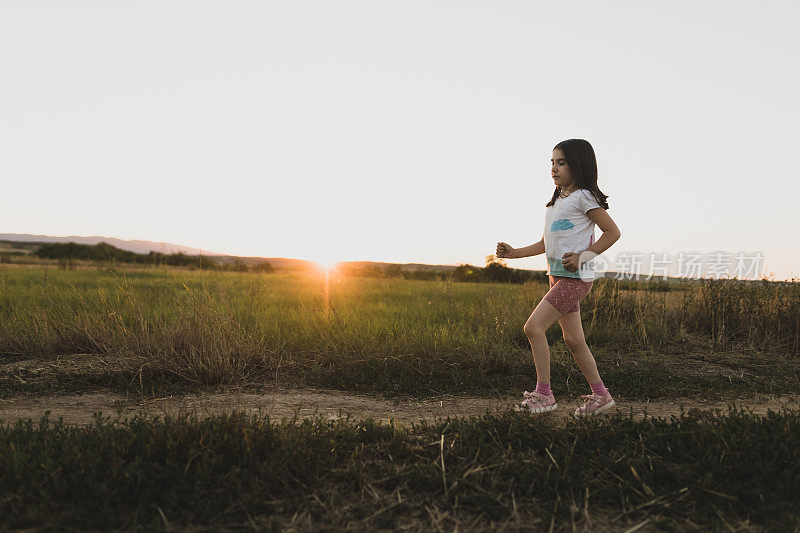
<box><xmin>496</xmin><ymin>242</ymin><xmax>516</xmax><ymax>258</ymax></box>
<box><xmin>562</xmin><ymin>252</ymin><xmax>581</xmax><ymax>271</ymax></box>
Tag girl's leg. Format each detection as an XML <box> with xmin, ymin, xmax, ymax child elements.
<box><xmin>558</xmin><ymin>310</ymin><xmax>603</xmax><ymax>385</ymax></box>
<box><xmin>523</xmin><ymin>298</ymin><xmax>564</xmax><ymax>384</ymax></box>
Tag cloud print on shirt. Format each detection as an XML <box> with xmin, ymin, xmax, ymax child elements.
<box><xmin>550</xmin><ymin>219</ymin><xmax>575</xmax><ymax>231</ymax></box>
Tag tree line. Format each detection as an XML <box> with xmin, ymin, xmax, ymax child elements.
<box><xmin>32</xmin><ymin>242</ymin><xmax>274</xmax><ymax>273</ymax></box>
<box><xmin>337</xmin><ymin>255</ymin><xmax>547</xmax><ymax>284</ymax></box>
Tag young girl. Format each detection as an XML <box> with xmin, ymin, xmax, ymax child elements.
<box><xmin>497</xmin><ymin>139</ymin><xmax>621</xmax><ymax>416</ymax></box>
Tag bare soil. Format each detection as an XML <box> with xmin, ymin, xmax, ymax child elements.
<box><xmin>1</xmin><ymin>386</ymin><xmax>796</xmax><ymax>429</ymax></box>
<box><xmin>3</xmin><ymin>353</ymin><xmax>797</xmax><ymax>428</ymax></box>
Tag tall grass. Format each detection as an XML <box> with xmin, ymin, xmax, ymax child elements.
<box><xmin>692</xmin><ymin>278</ymin><xmax>800</xmax><ymax>352</ymax></box>
<box><xmin>1</xmin><ymin>265</ymin><xmax>798</xmax><ymax>397</ymax></box>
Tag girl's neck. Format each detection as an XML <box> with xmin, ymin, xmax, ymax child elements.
<box><xmin>559</xmin><ymin>184</ymin><xmax>579</xmax><ymax>196</ymax></box>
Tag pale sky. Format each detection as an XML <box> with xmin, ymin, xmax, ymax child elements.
<box><xmin>2</xmin><ymin>1</ymin><xmax>798</xmax><ymax>280</ymax></box>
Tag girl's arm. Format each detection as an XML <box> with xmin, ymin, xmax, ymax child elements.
<box><xmin>512</xmin><ymin>235</ymin><xmax>545</xmax><ymax>258</ymax></box>
<box><xmin>583</xmin><ymin>208</ymin><xmax>621</xmax><ymax>255</ymax></box>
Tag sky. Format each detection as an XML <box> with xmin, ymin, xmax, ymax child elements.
<box><xmin>2</xmin><ymin>1</ymin><xmax>798</xmax><ymax>281</ymax></box>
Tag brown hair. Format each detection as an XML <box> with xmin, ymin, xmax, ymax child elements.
<box><xmin>545</xmin><ymin>139</ymin><xmax>609</xmax><ymax>209</ymax></box>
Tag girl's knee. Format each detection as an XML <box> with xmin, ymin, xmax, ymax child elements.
<box><xmin>524</xmin><ymin>322</ymin><xmax>546</xmax><ymax>339</ymax></box>
<box><xmin>563</xmin><ymin>335</ymin><xmax>586</xmax><ymax>352</ymax></box>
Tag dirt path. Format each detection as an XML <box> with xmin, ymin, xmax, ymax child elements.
<box><xmin>1</xmin><ymin>387</ymin><xmax>797</xmax><ymax>429</ymax></box>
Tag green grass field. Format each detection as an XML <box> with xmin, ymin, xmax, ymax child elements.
<box><xmin>1</xmin><ymin>265</ymin><xmax>798</xmax><ymax>399</ymax></box>
<box><xmin>1</xmin><ymin>264</ymin><xmax>799</xmax><ymax>530</ymax></box>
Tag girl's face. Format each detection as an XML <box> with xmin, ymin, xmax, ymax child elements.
<box><xmin>551</xmin><ymin>149</ymin><xmax>574</xmax><ymax>189</ymax></box>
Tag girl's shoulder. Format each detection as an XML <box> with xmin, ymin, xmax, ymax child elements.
<box><xmin>559</xmin><ymin>188</ymin><xmax>593</xmax><ymax>200</ymax></box>
<box><xmin>575</xmin><ymin>188</ymin><xmax>603</xmax><ymax>210</ymax></box>
<box><xmin>548</xmin><ymin>189</ymin><xmax>601</xmax><ymax>211</ymax></box>
<box><xmin>558</xmin><ymin>189</ymin><xmax>593</xmax><ymax>205</ymax></box>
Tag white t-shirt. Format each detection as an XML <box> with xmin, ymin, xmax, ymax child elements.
<box><xmin>543</xmin><ymin>188</ymin><xmax>603</xmax><ymax>280</ymax></box>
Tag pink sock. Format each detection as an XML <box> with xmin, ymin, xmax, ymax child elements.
<box><xmin>535</xmin><ymin>382</ymin><xmax>552</xmax><ymax>396</ymax></box>
<box><xmin>590</xmin><ymin>381</ymin><xmax>608</xmax><ymax>396</ymax></box>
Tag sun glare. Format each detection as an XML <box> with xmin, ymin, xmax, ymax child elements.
<box><xmin>314</xmin><ymin>258</ymin><xmax>339</xmax><ymax>271</ymax></box>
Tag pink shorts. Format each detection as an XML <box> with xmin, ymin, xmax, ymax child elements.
<box><xmin>543</xmin><ymin>275</ymin><xmax>594</xmax><ymax>316</ymax></box>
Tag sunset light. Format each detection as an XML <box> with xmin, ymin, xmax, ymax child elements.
<box><xmin>314</xmin><ymin>258</ymin><xmax>339</xmax><ymax>272</ymax></box>
<box><xmin>3</xmin><ymin>3</ymin><xmax>799</xmax><ymax>528</ymax></box>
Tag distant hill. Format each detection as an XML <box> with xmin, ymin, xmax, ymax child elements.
<box><xmin>0</xmin><ymin>233</ymin><xmax>222</xmax><ymax>256</ymax></box>
<box><xmin>0</xmin><ymin>234</ymin><xmax>462</xmax><ymax>272</ymax></box>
